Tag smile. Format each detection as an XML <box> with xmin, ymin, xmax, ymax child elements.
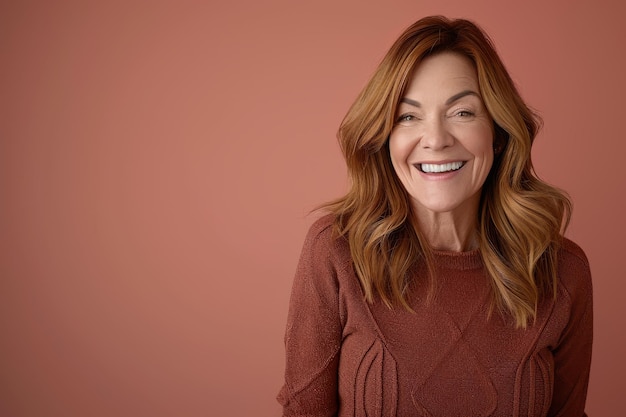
<box><xmin>418</xmin><ymin>161</ymin><xmax>465</xmax><ymax>173</ymax></box>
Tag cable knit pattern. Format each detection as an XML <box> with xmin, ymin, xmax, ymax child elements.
<box><xmin>278</xmin><ymin>215</ymin><xmax>592</xmax><ymax>416</ymax></box>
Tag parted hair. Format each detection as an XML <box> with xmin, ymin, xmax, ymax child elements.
<box><xmin>325</xmin><ymin>16</ymin><xmax>571</xmax><ymax>328</ymax></box>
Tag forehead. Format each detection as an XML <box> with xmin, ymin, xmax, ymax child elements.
<box><xmin>403</xmin><ymin>52</ymin><xmax>479</xmax><ymax>98</ymax></box>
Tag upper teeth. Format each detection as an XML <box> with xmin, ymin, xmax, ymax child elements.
<box><xmin>420</xmin><ymin>162</ymin><xmax>463</xmax><ymax>173</ymax></box>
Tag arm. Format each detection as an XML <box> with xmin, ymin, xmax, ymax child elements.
<box><xmin>548</xmin><ymin>248</ymin><xmax>593</xmax><ymax>417</ymax></box>
<box><xmin>277</xmin><ymin>221</ymin><xmax>342</xmax><ymax>417</ymax></box>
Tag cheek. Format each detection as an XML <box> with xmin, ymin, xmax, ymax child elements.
<box><xmin>474</xmin><ymin>124</ymin><xmax>494</xmax><ymax>159</ymax></box>
<box><xmin>477</xmin><ymin>140</ymin><xmax>495</xmax><ymax>180</ymax></box>
<box><xmin>388</xmin><ymin>141</ymin><xmax>406</xmax><ymax>182</ymax></box>
<box><xmin>388</xmin><ymin>133</ymin><xmax>412</xmax><ymax>169</ymax></box>
<box><xmin>466</xmin><ymin>126</ymin><xmax>495</xmax><ymax>181</ymax></box>
<box><xmin>480</xmin><ymin>154</ymin><xmax>494</xmax><ymax>181</ymax></box>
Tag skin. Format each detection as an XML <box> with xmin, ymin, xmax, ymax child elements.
<box><xmin>389</xmin><ymin>52</ymin><xmax>495</xmax><ymax>252</ymax></box>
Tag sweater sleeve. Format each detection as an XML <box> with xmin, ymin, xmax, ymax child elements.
<box><xmin>548</xmin><ymin>244</ymin><xmax>593</xmax><ymax>417</ymax></box>
<box><xmin>277</xmin><ymin>219</ymin><xmax>342</xmax><ymax>416</ymax></box>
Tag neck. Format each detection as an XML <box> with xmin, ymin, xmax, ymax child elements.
<box><xmin>414</xmin><ymin>205</ymin><xmax>480</xmax><ymax>252</ymax></box>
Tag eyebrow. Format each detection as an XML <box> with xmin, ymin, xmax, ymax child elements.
<box><xmin>400</xmin><ymin>90</ymin><xmax>480</xmax><ymax>107</ymax></box>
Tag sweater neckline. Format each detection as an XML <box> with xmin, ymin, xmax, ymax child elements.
<box><xmin>431</xmin><ymin>248</ymin><xmax>483</xmax><ymax>270</ymax></box>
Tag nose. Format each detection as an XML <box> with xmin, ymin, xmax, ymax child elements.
<box><xmin>420</xmin><ymin>117</ymin><xmax>454</xmax><ymax>150</ymax></box>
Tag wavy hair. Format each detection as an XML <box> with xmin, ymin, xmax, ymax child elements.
<box><xmin>324</xmin><ymin>16</ymin><xmax>571</xmax><ymax>328</ymax></box>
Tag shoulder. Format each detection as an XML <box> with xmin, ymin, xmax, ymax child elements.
<box><xmin>303</xmin><ymin>213</ymin><xmax>347</xmax><ymax>251</ymax></box>
<box><xmin>559</xmin><ymin>237</ymin><xmax>590</xmax><ymax>268</ymax></box>
<box><xmin>558</xmin><ymin>237</ymin><xmax>591</xmax><ymax>279</ymax></box>
<box><xmin>305</xmin><ymin>213</ymin><xmax>336</xmax><ymax>240</ymax></box>
<box><xmin>557</xmin><ymin>237</ymin><xmax>592</xmax><ymax>301</ymax></box>
<box><xmin>300</xmin><ymin>213</ymin><xmax>335</xmax><ymax>257</ymax></box>
<box><xmin>300</xmin><ymin>213</ymin><xmax>352</xmax><ymax>273</ymax></box>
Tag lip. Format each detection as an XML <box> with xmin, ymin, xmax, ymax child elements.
<box><xmin>413</xmin><ymin>160</ymin><xmax>466</xmax><ymax>171</ymax></box>
<box><xmin>413</xmin><ymin>160</ymin><xmax>467</xmax><ymax>179</ymax></box>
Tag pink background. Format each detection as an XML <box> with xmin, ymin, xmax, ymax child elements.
<box><xmin>1</xmin><ymin>1</ymin><xmax>624</xmax><ymax>415</ymax></box>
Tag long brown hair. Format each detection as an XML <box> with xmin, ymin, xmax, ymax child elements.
<box><xmin>324</xmin><ymin>16</ymin><xmax>571</xmax><ymax>328</ymax></box>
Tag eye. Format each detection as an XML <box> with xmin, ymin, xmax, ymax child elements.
<box><xmin>396</xmin><ymin>114</ymin><xmax>418</xmax><ymax>124</ymax></box>
<box><xmin>455</xmin><ymin>110</ymin><xmax>475</xmax><ymax>118</ymax></box>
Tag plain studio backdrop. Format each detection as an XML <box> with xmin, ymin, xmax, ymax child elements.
<box><xmin>1</xmin><ymin>1</ymin><xmax>624</xmax><ymax>416</ymax></box>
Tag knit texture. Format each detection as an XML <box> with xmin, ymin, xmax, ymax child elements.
<box><xmin>278</xmin><ymin>215</ymin><xmax>592</xmax><ymax>417</ymax></box>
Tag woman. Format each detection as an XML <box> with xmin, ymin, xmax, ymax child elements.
<box><xmin>278</xmin><ymin>16</ymin><xmax>592</xmax><ymax>416</ymax></box>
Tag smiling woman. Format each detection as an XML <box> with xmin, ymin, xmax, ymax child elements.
<box><xmin>389</xmin><ymin>52</ymin><xmax>495</xmax><ymax>250</ymax></box>
<box><xmin>278</xmin><ymin>16</ymin><xmax>592</xmax><ymax>417</ymax></box>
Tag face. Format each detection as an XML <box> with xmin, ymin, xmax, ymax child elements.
<box><xmin>388</xmin><ymin>52</ymin><xmax>494</xmax><ymax>219</ymax></box>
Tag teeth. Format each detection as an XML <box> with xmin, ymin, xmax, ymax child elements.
<box><xmin>420</xmin><ymin>162</ymin><xmax>464</xmax><ymax>173</ymax></box>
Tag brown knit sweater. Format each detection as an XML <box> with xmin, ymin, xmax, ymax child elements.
<box><xmin>278</xmin><ymin>215</ymin><xmax>592</xmax><ymax>416</ymax></box>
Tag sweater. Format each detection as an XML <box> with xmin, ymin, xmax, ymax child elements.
<box><xmin>277</xmin><ymin>215</ymin><xmax>593</xmax><ymax>417</ymax></box>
